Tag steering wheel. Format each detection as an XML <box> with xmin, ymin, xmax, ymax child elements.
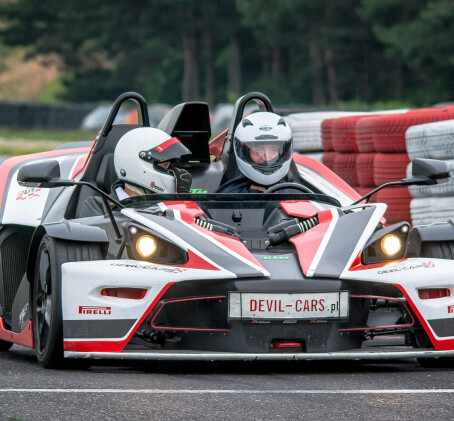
<box><xmin>265</xmin><ymin>182</ymin><xmax>314</xmax><ymax>194</ymax></box>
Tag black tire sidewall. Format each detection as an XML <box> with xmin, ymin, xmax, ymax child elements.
<box><xmin>32</xmin><ymin>235</ymin><xmax>64</xmax><ymax>368</ymax></box>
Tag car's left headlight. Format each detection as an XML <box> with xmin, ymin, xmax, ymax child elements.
<box><xmin>381</xmin><ymin>234</ymin><xmax>402</xmax><ymax>257</ymax></box>
<box><xmin>362</xmin><ymin>222</ymin><xmax>409</xmax><ymax>264</ymax></box>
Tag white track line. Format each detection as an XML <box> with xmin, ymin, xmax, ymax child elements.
<box><xmin>0</xmin><ymin>389</ymin><xmax>453</xmax><ymax>394</ymax></box>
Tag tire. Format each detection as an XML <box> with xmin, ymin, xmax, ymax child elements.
<box><xmin>375</xmin><ymin>187</ymin><xmax>411</xmax><ymax>224</ymax></box>
<box><xmin>416</xmin><ymin>240</ymin><xmax>454</xmax><ymax>366</ymax></box>
<box><xmin>333</xmin><ymin>153</ymin><xmax>358</xmax><ymax>186</ymax></box>
<box><xmin>32</xmin><ymin>235</ymin><xmax>102</xmax><ymax>368</ymax></box>
<box><xmin>406</xmin><ymin>119</ymin><xmax>454</xmax><ymax>160</ymax></box>
<box><xmin>356</xmin><ymin>116</ymin><xmax>380</xmax><ymax>153</ymax></box>
<box><xmin>332</xmin><ymin>115</ymin><xmax>364</xmax><ymax>153</ymax></box>
<box><xmin>321</xmin><ymin>151</ymin><xmax>336</xmax><ymax>171</ymax></box>
<box><xmin>356</xmin><ymin>153</ymin><xmax>376</xmax><ymax>187</ymax></box>
<box><xmin>410</xmin><ymin>197</ymin><xmax>454</xmax><ymax>225</ymax></box>
<box><xmin>321</xmin><ymin>118</ymin><xmax>336</xmax><ymax>152</ymax></box>
<box><xmin>373</xmin><ymin>153</ymin><xmax>410</xmax><ymax>186</ymax></box>
<box><xmin>0</xmin><ymin>340</ymin><xmax>13</xmax><ymax>352</ymax></box>
<box><xmin>420</xmin><ymin>241</ymin><xmax>454</xmax><ymax>260</ymax></box>
<box><xmin>373</xmin><ymin>110</ymin><xmax>454</xmax><ymax>153</ymax></box>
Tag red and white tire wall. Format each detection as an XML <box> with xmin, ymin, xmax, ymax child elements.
<box><xmin>285</xmin><ymin>111</ymin><xmax>362</xmax><ymax>162</ymax></box>
<box><xmin>321</xmin><ymin>106</ymin><xmax>454</xmax><ymax>225</ymax></box>
<box><xmin>406</xmin><ymin>118</ymin><xmax>454</xmax><ymax>225</ymax></box>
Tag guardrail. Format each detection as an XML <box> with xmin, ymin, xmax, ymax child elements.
<box><xmin>0</xmin><ymin>102</ymin><xmax>94</xmax><ymax>129</ymax></box>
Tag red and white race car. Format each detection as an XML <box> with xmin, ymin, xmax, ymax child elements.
<box><xmin>0</xmin><ymin>91</ymin><xmax>452</xmax><ymax>368</ymax></box>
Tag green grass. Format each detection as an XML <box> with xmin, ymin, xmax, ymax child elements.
<box><xmin>0</xmin><ymin>127</ymin><xmax>97</xmax><ymax>142</ymax></box>
<box><xmin>35</xmin><ymin>76</ymin><xmax>66</xmax><ymax>104</ymax></box>
<box><xmin>0</xmin><ymin>127</ymin><xmax>97</xmax><ymax>156</ymax></box>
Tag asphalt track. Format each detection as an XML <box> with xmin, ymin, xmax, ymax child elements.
<box><xmin>0</xmin><ymin>345</ymin><xmax>453</xmax><ymax>420</ymax></box>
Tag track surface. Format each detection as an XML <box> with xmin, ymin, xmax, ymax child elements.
<box><xmin>0</xmin><ymin>345</ymin><xmax>453</xmax><ymax>420</ymax></box>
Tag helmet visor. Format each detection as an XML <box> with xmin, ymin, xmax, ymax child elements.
<box><xmin>235</xmin><ymin>139</ymin><xmax>292</xmax><ymax>168</ymax></box>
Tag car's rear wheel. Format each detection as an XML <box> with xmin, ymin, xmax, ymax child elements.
<box><xmin>33</xmin><ymin>235</ymin><xmax>102</xmax><ymax>368</ymax></box>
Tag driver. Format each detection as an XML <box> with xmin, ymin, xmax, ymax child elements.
<box><xmin>79</xmin><ymin>127</ymin><xmax>192</xmax><ymax>217</ymax></box>
<box><xmin>216</xmin><ymin>112</ymin><xmax>293</xmax><ymax>193</ymax></box>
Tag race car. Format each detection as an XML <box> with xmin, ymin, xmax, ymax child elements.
<box><xmin>0</xmin><ymin>91</ymin><xmax>453</xmax><ymax>368</ymax></box>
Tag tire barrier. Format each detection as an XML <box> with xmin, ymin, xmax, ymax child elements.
<box><xmin>353</xmin><ymin>186</ymin><xmax>372</xmax><ymax>198</ymax></box>
<box><xmin>373</xmin><ymin>153</ymin><xmax>410</xmax><ymax>186</ymax></box>
<box><xmin>356</xmin><ymin>116</ymin><xmax>380</xmax><ymax>153</ymax></box>
<box><xmin>405</xmin><ymin>117</ymin><xmax>454</xmax><ymax>224</ymax></box>
<box><xmin>372</xmin><ymin>109</ymin><xmax>454</xmax><ymax>153</ymax></box>
<box><xmin>286</xmin><ymin>111</ymin><xmax>359</xmax><ymax>153</ymax></box>
<box><xmin>356</xmin><ymin>153</ymin><xmax>376</xmax><ymax>187</ymax></box>
<box><xmin>303</xmin><ymin>151</ymin><xmax>324</xmax><ymax>162</ymax></box>
<box><xmin>407</xmin><ymin>159</ymin><xmax>454</xmax><ymax>198</ymax></box>
<box><xmin>333</xmin><ymin>153</ymin><xmax>358</xmax><ymax>187</ymax></box>
<box><xmin>0</xmin><ymin>102</ymin><xmax>94</xmax><ymax>130</ymax></box>
<box><xmin>410</xmin><ymin>197</ymin><xmax>454</xmax><ymax>226</ymax></box>
<box><xmin>321</xmin><ymin>151</ymin><xmax>336</xmax><ymax>171</ymax></box>
<box><xmin>321</xmin><ymin>118</ymin><xmax>336</xmax><ymax>152</ymax></box>
<box><xmin>406</xmin><ymin>119</ymin><xmax>454</xmax><ymax>160</ymax></box>
<box><xmin>316</xmin><ymin>107</ymin><xmax>454</xmax><ymax>226</ymax></box>
<box><xmin>376</xmin><ymin>186</ymin><xmax>412</xmax><ymax>224</ymax></box>
<box><xmin>331</xmin><ymin>113</ymin><xmax>371</xmax><ymax>153</ymax></box>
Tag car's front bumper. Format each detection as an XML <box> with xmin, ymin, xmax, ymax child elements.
<box><xmin>64</xmin><ymin>348</ymin><xmax>454</xmax><ymax>361</ymax></box>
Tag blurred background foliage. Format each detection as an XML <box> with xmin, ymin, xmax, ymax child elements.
<box><xmin>0</xmin><ymin>0</ymin><xmax>453</xmax><ymax>108</ymax></box>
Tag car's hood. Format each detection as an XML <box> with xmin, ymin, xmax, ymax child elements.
<box><xmin>121</xmin><ymin>201</ymin><xmax>388</xmax><ymax>280</ymax></box>
<box><xmin>121</xmin><ymin>207</ymin><xmax>270</xmax><ymax>279</ymax></box>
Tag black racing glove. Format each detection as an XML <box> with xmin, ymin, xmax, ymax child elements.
<box><xmin>168</xmin><ymin>163</ymin><xmax>192</xmax><ymax>193</ymax></box>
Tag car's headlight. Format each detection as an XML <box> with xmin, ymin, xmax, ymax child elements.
<box><xmin>362</xmin><ymin>222</ymin><xmax>409</xmax><ymax>264</ymax></box>
<box><xmin>136</xmin><ymin>235</ymin><xmax>157</xmax><ymax>258</ymax></box>
<box><xmin>124</xmin><ymin>223</ymin><xmax>188</xmax><ymax>264</ymax></box>
<box><xmin>381</xmin><ymin>234</ymin><xmax>402</xmax><ymax>257</ymax></box>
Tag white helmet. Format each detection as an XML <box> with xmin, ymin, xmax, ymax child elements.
<box><xmin>234</xmin><ymin>112</ymin><xmax>293</xmax><ymax>186</ymax></box>
<box><xmin>114</xmin><ymin>127</ymin><xmax>191</xmax><ymax>194</ymax></box>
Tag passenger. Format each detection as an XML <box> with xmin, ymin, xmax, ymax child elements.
<box><xmin>79</xmin><ymin>127</ymin><xmax>192</xmax><ymax>217</ymax></box>
<box><xmin>112</xmin><ymin>127</ymin><xmax>192</xmax><ymax>198</ymax></box>
<box><xmin>216</xmin><ymin>112</ymin><xmax>293</xmax><ymax>193</ymax></box>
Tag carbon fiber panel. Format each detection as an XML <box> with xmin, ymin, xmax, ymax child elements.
<box><xmin>0</xmin><ymin>228</ymin><xmax>33</xmax><ymax>313</ymax></box>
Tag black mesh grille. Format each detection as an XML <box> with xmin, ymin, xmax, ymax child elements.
<box><xmin>0</xmin><ymin>228</ymin><xmax>33</xmax><ymax>312</ymax></box>
<box><xmin>243</xmin><ymin>323</ymin><xmax>332</xmax><ymax>352</ymax></box>
<box><xmin>372</xmin><ymin>283</ymin><xmax>403</xmax><ymax>298</ymax></box>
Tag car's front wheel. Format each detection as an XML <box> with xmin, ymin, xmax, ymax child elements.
<box><xmin>416</xmin><ymin>240</ymin><xmax>454</xmax><ymax>367</ymax></box>
<box><xmin>420</xmin><ymin>241</ymin><xmax>454</xmax><ymax>259</ymax></box>
<box><xmin>33</xmin><ymin>235</ymin><xmax>102</xmax><ymax>368</ymax></box>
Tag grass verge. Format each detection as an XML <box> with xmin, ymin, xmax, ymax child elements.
<box><xmin>0</xmin><ymin>127</ymin><xmax>96</xmax><ymax>156</ymax></box>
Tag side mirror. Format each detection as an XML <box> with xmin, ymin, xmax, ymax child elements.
<box><xmin>17</xmin><ymin>160</ymin><xmax>75</xmax><ymax>188</ymax></box>
<box><xmin>402</xmin><ymin>158</ymin><xmax>450</xmax><ymax>186</ymax></box>
<box><xmin>351</xmin><ymin>158</ymin><xmax>450</xmax><ymax>206</ymax></box>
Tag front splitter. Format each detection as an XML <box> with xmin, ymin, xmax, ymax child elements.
<box><xmin>64</xmin><ymin>348</ymin><xmax>454</xmax><ymax>361</ymax></box>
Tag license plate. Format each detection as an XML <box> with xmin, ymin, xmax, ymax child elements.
<box><xmin>229</xmin><ymin>292</ymin><xmax>349</xmax><ymax>320</ymax></box>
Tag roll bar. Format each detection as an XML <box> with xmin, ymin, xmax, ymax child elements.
<box><xmin>223</xmin><ymin>92</ymin><xmax>274</xmax><ymax>155</ymax></box>
<box><xmin>101</xmin><ymin>91</ymin><xmax>150</xmax><ymax>137</ymax></box>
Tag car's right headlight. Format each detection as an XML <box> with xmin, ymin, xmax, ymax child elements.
<box><xmin>136</xmin><ymin>235</ymin><xmax>158</xmax><ymax>258</ymax></box>
<box><xmin>124</xmin><ymin>223</ymin><xmax>188</xmax><ymax>265</ymax></box>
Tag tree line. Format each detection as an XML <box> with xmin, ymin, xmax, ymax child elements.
<box><xmin>1</xmin><ymin>0</ymin><xmax>453</xmax><ymax>107</ymax></box>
